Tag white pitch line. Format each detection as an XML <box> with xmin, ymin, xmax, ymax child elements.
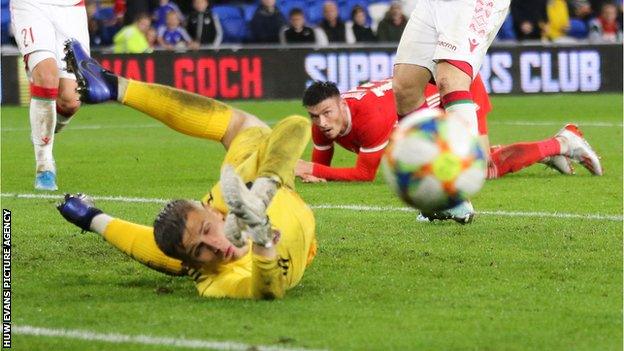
<box><xmin>2</xmin><ymin>193</ymin><xmax>622</xmax><ymax>222</ymax></box>
<box><xmin>488</xmin><ymin>121</ymin><xmax>622</xmax><ymax>127</ymax></box>
<box><xmin>1</xmin><ymin>192</ymin><xmax>168</xmax><ymax>203</ymax></box>
<box><xmin>1</xmin><ymin>124</ymin><xmax>162</xmax><ymax>132</ymax></box>
<box><xmin>14</xmin><ymin>325</ymin><xmax>326</xmax><ymax>351</ymax></box>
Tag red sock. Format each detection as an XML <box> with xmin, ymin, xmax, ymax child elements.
<box><xmin>398</xmin><ymin>100</ymin><xmax>428</xmax><ymax>121</ymax></box>
<box><xmin>489</xmin><ymin>138</ymin><xmax>560</xmax><ymax>178</ymax></box>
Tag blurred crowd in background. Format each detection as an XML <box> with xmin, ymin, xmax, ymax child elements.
<box><xmin>1</xmin><ymin>0</ymin><xmax>622</xmax><ymax>53</ymax></box>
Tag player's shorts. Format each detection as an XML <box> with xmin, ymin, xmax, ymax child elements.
<box><xmin>10</xmin><ymin>0</ymin><xmax>89</xmax><ymax>79</ymax></box>
<box><xmin>395</xmin><ymin>0</ymin><xmax>510</xmax><ymax>79</ymax></box>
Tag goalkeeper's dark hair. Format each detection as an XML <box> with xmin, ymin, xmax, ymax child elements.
<box><xmin>153</xmin><ymin>199</ymin><xmax>196</xmax><ymax>261</ymax></box>
<box><xmin>302</xmin><ymin>81</ymin><xmax>340</xmax><ymax>107</ymax></box>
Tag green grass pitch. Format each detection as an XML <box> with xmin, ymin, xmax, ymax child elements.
<box><xmin>1</xmin><ymin>94</ymin><xmax>622</xmax><ymax>350</ymax></box>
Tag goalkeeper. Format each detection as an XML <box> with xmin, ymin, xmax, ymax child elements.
<box><xmin>57</xmin><ymin>39</ymin><xmax>316</xmax><ymax>299</ymax></box>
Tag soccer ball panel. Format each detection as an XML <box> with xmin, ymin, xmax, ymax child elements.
<box><xmin>392</xmin><ymin>136</ymin><xmax>439</xmax><ymax>172</ymax></box>
<box><xmin>382</xmin><ymin>108</ymin><xmax>486</xmax><ymax>212</ymax></box>
<box><xmin>445</xmin><ymin>115</ymin><xmax>473</xmax><ymax>158</ymax></box>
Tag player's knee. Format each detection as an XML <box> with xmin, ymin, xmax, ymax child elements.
<box><xmin>435</xmin><ymin>65</ymin><xmax>471</xmax><ymax>95</ymax></box>
<box><xmin>392</xmin><ymin>75</ymin><xmax>410</xmax><ymax>96</ymax></box>
<box><xmin>436</xmin><ymin>76</ymin><xmax>453</xmax><ymax>96</ymax></box>
<box><xmin>57</xmin><ymin>96</ymin><xmax>81</xmax><ymax>117</ymax></box>
<box><xmin>276</xmin><ymin>115</ymin><xmax>311</xmax><ymax>139</ymax></box>
<box><xmin>31</xmin><ymin>60</ymin><xmax>59</xmax><ymax>88</ymax></box>
<box><xmin>392</xmin><ymin>77</ymin><xmax>420</xmax><ymax>114</ymax></box>
<box><xmin>283</xmin><ymin>115</ymin><xmax>310</xmax><ymax>129</ymax></box>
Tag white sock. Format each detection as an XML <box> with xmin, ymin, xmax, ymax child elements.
<box><xmin>90</xmin><ymin>214</ymin><xmax>113</xmax><ymax>234</ymax></box>
<box><xmin>55</xmin><ymin>114</ymin><xmax>72</xmax><ymax>133</ymax></box>
<box><xmin>445</xmin><ymin>102</ymin><xmax>478</xmax><ymax>137</ymax></box>
<box><xmin>30</xmin><ymin>98</ymin><xmax>57</xmax><ymax>172</ymax></box>
<box><xmin>117</xmin><ymin>77</ymin><xmax>129</xmax><ymax>102</ymax></box>
<box><xmin>555</xmin><ymin>136</ymin><xmax>569</xmax><ymax>155</ymax></box>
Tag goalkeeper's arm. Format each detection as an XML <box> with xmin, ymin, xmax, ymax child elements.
<box><xmin>196</xmin><ymin>238</ymin><xmax>286</xmax><ymax>300</ymax></box>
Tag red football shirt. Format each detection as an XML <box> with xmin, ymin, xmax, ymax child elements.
<box><xmin>310</xmin><ymin>76</ymin><xmax>491</xmax><ymax>181</ymax></box>
<box><xmin>311</xmin><ymin>79</ymin><xmax>398</xmax><ymax>181</ymax></box>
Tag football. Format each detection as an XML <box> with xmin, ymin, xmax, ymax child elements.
<box><xmin>381</xmin><ymin>108</ymin><xmax>486</xmax><ymax>212</ymax></box>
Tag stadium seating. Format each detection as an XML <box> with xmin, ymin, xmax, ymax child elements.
<box><xmin>92</xmin><ymin>7</ymin><xmax>119</xmax><ymax>45</ymax></box>
<box><xmin>1</xmin><ymin>0</ymin><xmax>10</xmax><ymax>45</ymax></box>
<box><xmin>339</xmin><ymin>0</ymin><xmax>369</xmax><ymax>22</ymax></box>
<box><xmin>279</xmin><ymin>0</ymin><xmax>308</xmax><ymax>19</ymax></box>
<box><xmin>305</xmin><ymin>2</ymin><xmax>326</xmax><ymax>25</ymax></box>
<box><xmin>568</xmin><ymin>18</ymin><xmax>589</xmax><ymax>39</ymax></box>
<box><xmin>213</xmin><ymin>5</ymin><xmax>248</xmax><ymax>43</ymax></box>
<box><xmin>241</xmin><ymin>4</ymin><xmax>257</xmax><ymax>22</ymax></box>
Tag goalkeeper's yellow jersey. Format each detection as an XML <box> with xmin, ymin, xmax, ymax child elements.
<box><xmin>194</xmin><ymin>126</ymin><xmax>317</xmax><ymax>299</ymax></box>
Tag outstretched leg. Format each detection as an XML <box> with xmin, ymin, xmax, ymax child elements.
<box><xmin>488</xmin><ymin>124</ymin><xmax>603</xmax><ymax>178</ymax></box>
<box><xmin>57</xmin><ymin>194</ymin><xmax>186</xmax><ymax>276</ymax></box>
<box><xmin>64</xmin><ymin>39</ymin><xmax>264</xmax><ymax>149</ymax></box>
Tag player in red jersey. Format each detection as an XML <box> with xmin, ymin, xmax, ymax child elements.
<box><xmin>295</xmin><ymin>76</ymin><xmax>602</xmax><ymax>186</ymax></box>
<box><xmin>296</xmin><ymin>79</ymin><xmax>396</xmax><ymax>182</ymax></box>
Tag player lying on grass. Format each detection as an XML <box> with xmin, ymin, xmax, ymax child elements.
<box><xmin>56</xmin><ymin>39</ymin><xmax>316</xmax><ymax>299</ymax></box>
<box><xmin>295</xmin><ymin>78</ymin><xmax>603</xmax><ymax>222</ymax></box>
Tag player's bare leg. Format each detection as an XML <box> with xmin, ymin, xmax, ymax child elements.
<box><xmin>436</xmin><ymin>61</ymin><xmax>478</xmax><ymax>137</ymax></box>
<box><xmin>392</xmin><ymin>64</ymin><xmax>431</xmax><ymax>116</ymax></box>
<box><xmin>29</xmin><ymin>57</ymin><xmax>60</xmax><ymax>191</ymax></box>
<box><xmin>55</xmin><ymin>78</ymin><xmax>81</xmax><ymax>133</ymax></box>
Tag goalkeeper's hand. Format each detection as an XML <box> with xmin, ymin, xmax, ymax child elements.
<box><xmin>220</xmin><ymin>165</ymin><xmax>279</xmax><ymax>247</ymax></box>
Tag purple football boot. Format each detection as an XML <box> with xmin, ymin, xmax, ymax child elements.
<box><xmin>57</xmin><ymin>193</ymin><xmax>103</xmax><ymax>232</ymax></box>
<box><xmin>64</xmin><ymin>39</ymin><xmax>118</xmax><ymax>103</ymax></box>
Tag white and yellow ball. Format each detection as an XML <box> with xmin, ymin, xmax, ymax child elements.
<box><xmin>382</xmin><ymin>108</ymin><xmax>486</xmax><ymax>212</ymax></box>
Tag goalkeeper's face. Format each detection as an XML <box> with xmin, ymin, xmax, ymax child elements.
<box><xmin>181</xmin><ymin>203</ymin><xmax>246</xmax><ymax>267</ymax></box>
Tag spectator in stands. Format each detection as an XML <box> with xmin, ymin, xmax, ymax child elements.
<box><xmin>87</xmin><ymin>2</ymin><xmax>104</xmax><ymax>46</ymax></box>
<box><xmin>250</xmin><ymin>0</ymin><xmax>287</xmax><ymax>43</ymax></box>
<box><xmin>349</xmin><ymin>5</ymin><xmax>376</xmax><ymax>42</ymax></box>
<box><xmin>511</xmin><ymin>0</ymin><xmax>548</xmax><ymax>41</ymax></box>
<box><xmin>320</xmin><ymin>1</ymin><xmax>352</xmax><ymax>43</ymax></box>
<box><xmin>376</xmin><ymin>1</ymin><xmax>407</xmax><ymax>42</ymax></box>
<box><xmin>569</xmin><ymin>0</ymin><xmax>594</xmax><ymax>21</ymax></box>
<box><xmin>153</xmin><ymin>0</ymin><xmax>184</xmax><ymax>29</ymax></box>
<box><xmin>280</xmin><ymin>8</ymin><xmax>317</xmax><ymax>44</ymax></box>
<box><xmin>157</xmin><ymin>10</ymin><xmax>196</xmax><ymax>50</ymax></box>
<box><xmin>545</xmin><ymin>0</ymin><xmax>571</xmax><ymax>41</ymax></box>
<box><xmin>589</xmin><ymin>2</ymin><xmax>623</xmax><ymax>42</ymax></box>
<box><xmin>147</xmin><ymin>27</ymin><xmax>159</xmax><ymax>50</ymax></box>
<box><xmin>113</xmin><ymin>13</ymin><xmax>153</xmax><ymax>53</ymax></box>
<box><xmin>120</xmin><ymin>0</ymin><xmax>150</xmax><ymax>26</ymax></box>
<box><xmin>87</xmin><ymin>2</ymin><xmax>121</xmax><ymax>46</ymax></box>
<box><xmin>186</xmin><ymin>0</ymin><xmax>223</xmax><ymax>46</ymax></box>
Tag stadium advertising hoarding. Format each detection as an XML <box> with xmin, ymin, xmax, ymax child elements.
<box><xmin>1</xmin><ymin>44</ymin><xmax>621</xmax><ymax>104</ymax></box>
